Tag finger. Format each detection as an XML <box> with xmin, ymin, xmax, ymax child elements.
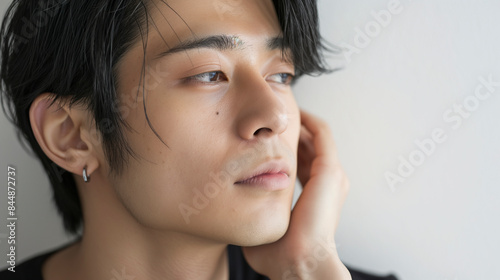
<box><xmin>297</xmin><ymin>147</ymin><xmax>312</xmax><ymax>186</ymax></box>
<box><xmin>298</xmin><ymin>125</ymin><xmax>314</xmax><ymax>156</ymax></box>
<box><xmin>299</xmin><ymin>109</ymin><xmax>338</xmax><ymax>160</ymax></box>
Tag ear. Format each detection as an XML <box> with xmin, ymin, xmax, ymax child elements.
<box><xmin>29</xmin><ymin>93</ymin><xmax>100</xmax><ymax>181</ymax></box>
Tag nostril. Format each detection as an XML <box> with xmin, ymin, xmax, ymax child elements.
<box><xmin>253</xmin><ymin>127</ymin><xmax>272</xmax><ymax>136</ymax></box>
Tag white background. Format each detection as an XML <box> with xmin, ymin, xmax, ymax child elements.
<box><xmin>1</xmin><ymin>0</ymin><xmax>499</xmax><ymax>279</ymax></box>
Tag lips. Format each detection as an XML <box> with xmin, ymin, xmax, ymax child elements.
<box><xmin>234</xmin><ymin>159</ymin><xmax>291</xmax><ymax>190</ymax></box>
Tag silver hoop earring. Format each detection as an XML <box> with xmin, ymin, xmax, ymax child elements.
<box><xmin>83</xmin><ymin>166</ymin><xmax>90</xmax><ymax>183</ymax></box>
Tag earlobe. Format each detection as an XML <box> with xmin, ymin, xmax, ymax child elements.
<box><xmin>29</xmin><ymin>93</ymin><xmax>99</xmax><ymax>179</ymax></box>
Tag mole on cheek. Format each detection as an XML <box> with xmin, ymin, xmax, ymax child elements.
<box><xmin>216</xmin><ymin>111</ymin><xmax>219</xmax><ymax>115</ymax></box>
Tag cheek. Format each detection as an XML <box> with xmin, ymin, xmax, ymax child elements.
<box><xmin>285</xmin><ymin>95</ymin><xmax>301</xmax><ymax>151</ymax></box>
<box><xmin>109</xmin><ymin>106</ymin><xmax>229</xmax><ymax>229</ymax></box>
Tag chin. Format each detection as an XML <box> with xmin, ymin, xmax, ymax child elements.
<box><xmin>231</xmin><ymin>209</ymin><xmax>291</xmax><ymax>247</ymax></box>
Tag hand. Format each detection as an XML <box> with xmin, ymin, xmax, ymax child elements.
<box><xmin>242</xmin><ymin>109</ymin><xmax>351</xmax><ymax>280</ymax></box>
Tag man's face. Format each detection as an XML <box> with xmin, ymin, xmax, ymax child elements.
<box><xmin>109</xmin><ymin>0</ymin><xmax>300</xmax><ymax>245</ymax></box>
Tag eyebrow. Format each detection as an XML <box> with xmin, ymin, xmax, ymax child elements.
<box><xmin>155</xmin><ymin>34</ymin><xmax>288</xmax><ymax>59</ymax></box>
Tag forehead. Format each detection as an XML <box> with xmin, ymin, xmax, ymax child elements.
<box><xmin>145</xmin><ymin>0</ymin><xmax>281</xmax><ymax>54</ymax></box>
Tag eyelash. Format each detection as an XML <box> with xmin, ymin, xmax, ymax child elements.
<box><xmin>268</xmin><ymin>73</ymin><xmax>295</xmax><ymax>85</ymax></box>
<box><xmin>184</xmin><ymin>71</ymin><xmax>295</xmax><ymax>85</ymax></box>
<box><xmin>185</xmin><ymin>71</ymin><xmax>227</xmax><ymax>84</ymax></box>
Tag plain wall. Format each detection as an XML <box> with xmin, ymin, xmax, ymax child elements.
<box><xmin>1</xmin><ymin>0</ymin><xmax>499</xmax><ymax>279</ymax></box>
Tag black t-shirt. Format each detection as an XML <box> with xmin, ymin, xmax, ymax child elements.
<box><xmin>0</xmin><ymin>244</ymin><xmax>398</xmax><ymax>280</ymax></box>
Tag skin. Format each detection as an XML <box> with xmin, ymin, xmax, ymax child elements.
<box><xmin>29</xmin><ymin>0</ymin><xmax>351</xmax><ymax>279</ymax></box>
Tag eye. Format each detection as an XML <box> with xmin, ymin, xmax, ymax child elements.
<box><xmin>185</xmin><ymin>71</ymin><xmax>228</xmax><ymax>84</ymax></box>
<box><xmin>267</xmin><ymin>73</ymin><xmax>295</xmax><ymax>85</ymax></box>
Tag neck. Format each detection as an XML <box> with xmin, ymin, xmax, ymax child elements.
<box><xmin>77</xmin><ymin>228</ymin><xmax>229</xmax><ymax>280</ymax></box>
<box><xmin>46</xmin><ymin>176</ymin><xmax>229</xmax><ymax>280</ymax></box>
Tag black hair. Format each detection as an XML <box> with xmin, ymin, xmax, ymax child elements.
<box><xmin>0</xmin><ymin>0</ymin><xmax>332</xmax><ymax>235</ymax></box>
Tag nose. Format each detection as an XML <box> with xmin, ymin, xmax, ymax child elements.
<box><xmin>235</xmin><ymin>73</ymin><xmax>289</xmax><ymax>140</ymax></box>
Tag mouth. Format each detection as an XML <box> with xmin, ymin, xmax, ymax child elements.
<box><xmin>234</xmin><ymin>159</ymin><xmax>291</xmax><ymax>191</ymax></box>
